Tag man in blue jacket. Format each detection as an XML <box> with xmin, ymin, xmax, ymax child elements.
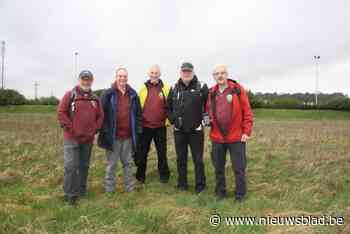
<box><xmin>98</xmin><ymin>67</ymin><xmax>142</xmax><ymax>193</ymax></box>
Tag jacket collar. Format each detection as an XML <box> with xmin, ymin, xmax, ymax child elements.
<box><xmin>145</xmin><ymin>79</ymin><xmax>163</xmax><ymax>88</ymax></box>
<box><xmin>211</xmin><ymin>79</ymin><xmax>237</xmax><ymax>93</ymax></box>
<box><xmin>177</xmin><ymin>75</ymin><xmax>198</xmax><ymax>89</ymax></box>
<box><xmin>110</xmin><ymin>83</ymin><xmax>137</xmax><ymax>98</ymax></box>
<box><xmin>75</xmin><ymin>85</ymin><xmax>92</xmax><ymax>96</ymax></box>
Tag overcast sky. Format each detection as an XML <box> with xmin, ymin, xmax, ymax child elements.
<box><xmin>1</xmin><ymin>0</ymin><xmax>349</xmax><ymax>98</ymax></box>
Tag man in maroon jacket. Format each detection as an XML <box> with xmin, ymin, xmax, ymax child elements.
<box><xmin>205</xmin><ymin>64</ymin><xmax>253</xmax><ymax>202</ymax></box>
<box><xmin>58</xmin><ymin>70</ymin><xmax>104</xmax><ymax>205</ymax></box>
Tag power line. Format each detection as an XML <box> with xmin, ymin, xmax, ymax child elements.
<box><xmin>74</xmin><ymin>51</ymin><xmax>79</xmax><ymax>82</ymax></box>
<box><xmin>314</xmin><ymin>55</ymin><xmax>321</xmax><ymax>106</ymax></box>
<box><xmin>34</xmin><ymin>81</ymin><xmax>39</xmax><ymax>100</ymax></box>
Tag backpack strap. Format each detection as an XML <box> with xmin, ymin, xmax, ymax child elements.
<box><xmin>68</xmin><ymin>88</ymin><xmax>98</xmax><ymax>119</ymax></box>
<box><xmin>210</xmin><ymin>90</ymin><xmax>228</xmax><ymax>136</ymax></box>
<box><xmin>196</xmin><ymin>80</ymin><xmax>201</xmax><ymax>92</ymax></box>
<box><xmin>68</xmin><ymin>87</ymin><xmax>78</xmax><ymax>119</ymax></box>
<box><xmin>210</xmin><ymin>82</ymin><xmax>242</xmax><ymax>136</ymax></box>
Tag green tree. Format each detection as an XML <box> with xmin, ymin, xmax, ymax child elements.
<box><xmin>0</xmin><ymin>89</ymin><xmax>26</xmax><ymax>105</ymax></box>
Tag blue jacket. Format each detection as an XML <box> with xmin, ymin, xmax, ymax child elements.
<box><xmin>97</xmin><ymin>86</ymin><xmax>142</xmax><ymax>151</ymax></box>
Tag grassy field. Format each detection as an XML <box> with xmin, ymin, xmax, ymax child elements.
<box><xmin>0</xmin><ymin>106</ymin><xmax>349</xmax><ymax>233</ymax></box>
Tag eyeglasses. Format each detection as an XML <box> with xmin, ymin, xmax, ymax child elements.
<box><xmin>213</xmin><ymin>72</ymin><xmax>227</xmax><ymax>76</ymax></box>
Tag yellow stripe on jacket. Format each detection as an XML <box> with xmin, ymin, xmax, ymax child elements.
<box><xmin>139</xmin><ymin>82</ymin><xmax>170</xmax><ymax>126</ymax></box>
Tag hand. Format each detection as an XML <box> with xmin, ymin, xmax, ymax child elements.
<box><xmin>241</xmin><ymin>134</ymin><xmax>249</xmax><ymax>142</ymax></box>
<box><xmin>202</xmin><ymin>113</ymin><xmax>211</xmax><ymax>127</ymax></box>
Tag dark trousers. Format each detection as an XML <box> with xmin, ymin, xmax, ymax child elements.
<box><xmin>63</xmin><ymin>140</ymin><xmax>92</xmax><ymax>198</ymax></box>
<box><xmin>211</xmin><ymin>142</ymin><xmax>246</xmax><ymax>199</ymax></box>
<box><xmin>174</xmin><ymin>130</ymin><xmax>206</xmax><ymax>190</ymax></box>
<box><xmin>136</xmin><ymin>127</ymin><xmax>170</xmax><ymax>182</ymax></box>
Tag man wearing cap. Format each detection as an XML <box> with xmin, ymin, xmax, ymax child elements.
<box><xmin>205</xmin><ymin>64</ymin><xmax>253</xmax><ymax>202</ymax></box>
<box><xmin>98</xmin><ymin>67</ymin><xmax>142</xmax><ymax>193</ymax></box>
<box><xmin>167</xmin><ymin>62</ymin><xmax>209</xmax><ymax>193</ymax></box>
<box><xmin>58</xmin><ymin>70</ymin><xmax>104</xmax><ymax>205</ymax></box>
<box><xmin>136</xmin><ymin>65</ymin><xmax>171</xmax><ymax>184</ymax></box>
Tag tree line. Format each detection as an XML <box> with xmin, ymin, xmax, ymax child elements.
<box><xmin>0</xmin><ymin>88</ymin><xmax>349</xmax><ymax>110</ymax></box>
<box><xmin>248</xmin><ymin>91</ymin><xmax>350</xmax><ymax>110</ymax></box>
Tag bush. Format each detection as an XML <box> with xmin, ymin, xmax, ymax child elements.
<box><xmin>271</xmin><ymin>98</ymin><xmax>304</xmax><ymax>109</ymax></box>
<box><xmin>93</xmin><ymin>89</ymin><xmax>106</xmax><ymax>97</ymax></box>
<box><xmin>38</xmin><ymin>96</ymin><xmax>59</xmax><ymax>105</ymax></box>
<box><xmin>26</xmin><ymin>96</ymin><xmax>59</xmax><ymax>105</ymax></box>
<box><xmin>247</xmin><ymin>90</ymin><xmax>264</xmax><ymax>108</ymax></box>
<box><xmin>323</xmin><ymin>98</ymin><xmax>350</xmax><ymax>110</ymax></box>
<box><xmin>0</xmin><ymin>89</ymin><xmax>26</xmax><ymax>105</ymax></box>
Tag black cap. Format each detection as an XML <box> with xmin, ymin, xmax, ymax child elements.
<box><xmin>181</xmin><ymin>62</ymin><xmax>194</xmax><ymax>72</ymax></box>
<box><xmin>79</xmin><ymin>70</ymin><xmax>93</xmax><ymax>80</ymax></box>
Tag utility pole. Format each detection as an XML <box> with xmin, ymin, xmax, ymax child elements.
<box><xmin>34</xmin><ymin>81</ymin><xmax>39</xmax><ymax>100</ymax></box>
<box><xmin>313</xmin><ymin>56</ymin><xmax>321</xmax><ymax>106</ymax></box>
<box><xmin>1</xmin><ymin>40</ymin><xmax>5</xmax><ymax>89</ymax></box>
<box><xmin>74</xmin><ymin>51</ymin><xmax>79</xmax><ymax>81</ymax></box>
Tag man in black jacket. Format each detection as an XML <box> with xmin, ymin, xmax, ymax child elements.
<box><xmin>167</xmin><ymin>62</ymin><xmax>209</xmax><ymax>193</ymax></box>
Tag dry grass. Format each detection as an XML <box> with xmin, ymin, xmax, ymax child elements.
<box><xmin>0</xmin><ymin>110</ymin><xmax>349</xmax><ymax>233</ymax></box>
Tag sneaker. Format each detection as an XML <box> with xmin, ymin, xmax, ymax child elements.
<box><xmin>135</xmin><ymin>176</ymin><xmax>145</xmax><ymax>184</ymax></box>
<box><xmin>235</xmin><ymin>196</ymin><xmax>244</xmax><ymax>203</ymax></box>
<box><xmin>195</xmin><ymin>186</ymin><xmax>206</xmax><ymax>194</ymax></box>
<box><xmin>67</xmin><ymin>196</ymin><xmax>78</xmax><ymax>206</ymax></box>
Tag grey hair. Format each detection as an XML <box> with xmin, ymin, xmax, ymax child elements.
<box><xmin>116</xmin><ymin>66</ymin><xmax>128</xmax><ymax>76</ymax></box>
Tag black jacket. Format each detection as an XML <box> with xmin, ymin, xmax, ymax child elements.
<box><xmin>167</xmin><ymin>76</ymin><xmax>209</xmax><ymax>132</ymax></box>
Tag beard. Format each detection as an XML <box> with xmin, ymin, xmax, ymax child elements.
<box><xmin>80</xmin><ymin>85</ymin><xmax>91</xmax><ymax>92</ymax></box>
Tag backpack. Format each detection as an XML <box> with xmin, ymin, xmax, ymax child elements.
<box><xmin>68</xmin><ymin>87</ymin><xmax>98</xmax><ymax>119</ymax></box>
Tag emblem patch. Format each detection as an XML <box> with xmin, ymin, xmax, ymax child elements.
<box><xmin>226</xmin><ymin>94</ymin><xmax>233</xmax><ymax>103</ymax></box>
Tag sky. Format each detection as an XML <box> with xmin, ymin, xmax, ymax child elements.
<box><xmin>1</xmin><ymin>0</ymin><xmax>349</xmax><ymax>98</ymax></box>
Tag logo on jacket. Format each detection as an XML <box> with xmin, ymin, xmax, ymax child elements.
<box><xmin>226</xmin><ymin>94</ymin><xmax>233</xmax><ymax>103</ymax></box>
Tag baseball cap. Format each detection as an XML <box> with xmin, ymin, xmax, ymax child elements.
<box><xmin>79</xmin><ymin>70</ymin><xmax>93</xmax><ymax>80</ymax></box>
<box><xmin>181</xmin><ymin>62</ymin><xmax>194</xmax><ymax>72</ymax></box>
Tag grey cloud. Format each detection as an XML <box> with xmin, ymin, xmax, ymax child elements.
<box><xmin>1</xmin><ymin>0</ymin><xmax>349</xmax><ymax>98</ymax></box>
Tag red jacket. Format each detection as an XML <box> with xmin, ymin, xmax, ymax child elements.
<box><xmin>58</xmin><ymin>86</ymin><xmax>104</xmax><ymax>144</ymax></box>
<box><xmin>206</xmin><ymin>79</ymin><xmax>253</xmax><ymax>143</ymax></box>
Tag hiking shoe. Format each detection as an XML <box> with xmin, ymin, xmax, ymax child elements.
<box><xmin>195</xmin><ymin>186</ymin><xmax>206</xmax><ymax>194</ymax></box>
<box><xmin>67</xmin><ymin>196</ymin><xmax>78</xmax><ymax>206</ymax></box>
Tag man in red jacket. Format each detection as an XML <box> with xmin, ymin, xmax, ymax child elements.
<box><xmin>205</xmin><ymin>64</ymin><xmax>253</xmax><ymax>202</ymax></box>
<box><xmin>58</xmin><ymin>70</ymin><xmax>104</xmax><ymax>205</ymax></box>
